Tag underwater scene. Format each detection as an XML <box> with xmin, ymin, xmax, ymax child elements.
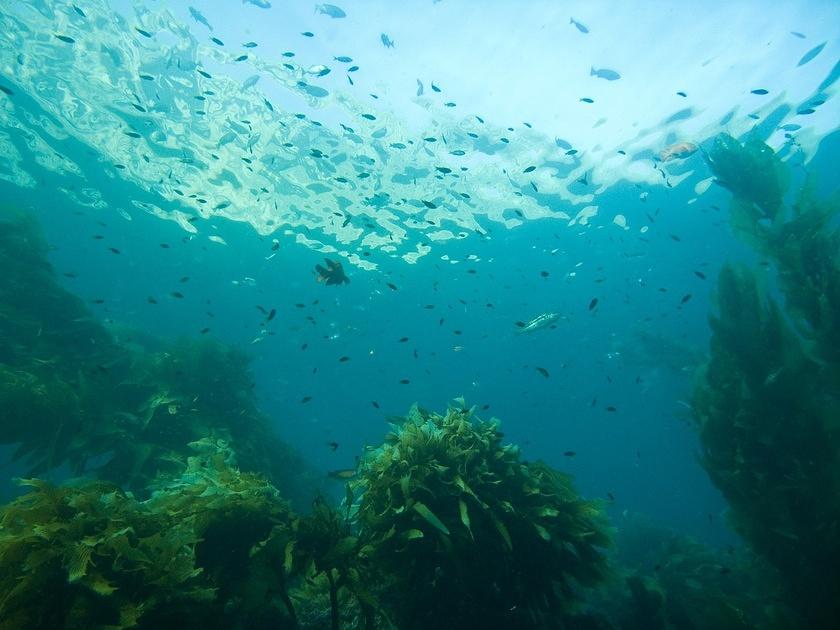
<box><xmin>0</xmin><ymin>1</ymin><xmax>838</xmax><ymax>628</ymax></box>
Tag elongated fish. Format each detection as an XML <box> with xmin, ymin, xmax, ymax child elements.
<box><xmin>515</xmin><ymin>312</ymin><xmax>560</xmax><ymax>333</ymax></box>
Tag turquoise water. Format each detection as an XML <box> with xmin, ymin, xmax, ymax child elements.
<box><xmin>1</xmin><ymin>1</ymin><xmax>839</xmax><ymax>628</ymax></box>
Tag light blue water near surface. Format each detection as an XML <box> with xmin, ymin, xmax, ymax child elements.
<box><xmin>2</xmin><ymin>0</ymin><xmax>839</xmax><ymax>551</ymax></box>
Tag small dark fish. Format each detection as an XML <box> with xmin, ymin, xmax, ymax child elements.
<box><xmin>431</xmin><ymin>81</ymin><xmax>441</xmax><ymax>92</ymax></box>
<box><xmin>694</xmin><ymin>271</ymin><xmax>706</xmax><ymax>280</ymax></box>
<box><xmin>416</xmin><ymin>79</ymin><xmax>424</xmax><ymax>96</ymax></box>
<box><xmin>73</xmin><ymin>5</ymin><xmax>86</xmax><ymax>17</ymax></box>
<box><xmin>386</xmin><ymin>282</ymin><xmax>398</xmax><ymax>291</ymax></box>
<box><xmin>797</xmin><ymin>42</ymin><xmax>826</xmax><ymax>67</ymax></box>
<box><xmin>536</xmin><ymin>367</ymin><xmax>550</xmax><ymax>378</ymax></box>
<box><xmin>328</xmin><ymin>441</ymin><xmax>339</xmax><ymax>451</ymax></box>
<box><xmin>55</xmin><ymin>34</ymin><xmax>76</xmax><ymax>44</ymax></box>
<box><xmin>399</xmin><ymin>378</ymin><xmax>410</xmax><ymax>384</ymax></box>
<box><xmin>327</xmin><ymin>468</ymin><xmax>356</xmax><ymax>480</ymax></box>
<box><xmin>588</xmin><ymin>297</ymin><xmax>598</xmax><ymax>311</ymax></box>
<box><xmin>680</xmin><ymin>293</ymin><xmax>692</xmax><ymax>304</ymax></box>
<box><xmin>301</xmin><ymin>31</ymin><xmax>315</xmax><ymax>37</ymax></box>
<box><xmin>335</xmin><ymin>56</ymin><xmax>353</xmax><ymax>63</ymax></box>
<box><xmin>570</xmin><ymin>17</ymin><xmax>589</xmax><ymax>33</ymax></box>
<box><xmin>669</xmin><ymin>234</ymin><xmax>682</xmax><ymax>242</ymax></box>
<box><xmin>210</xmin><ymin>37</ymin><xmax>224</xmax><ymax>46</ymax></box>
<box><xmin>797</xmin><ymin>108</ymin><xmax>816</xmax><ymax>115</ymax></box>
<box><xmin>124</xmin><ymin>131</ymin><xmax>141</xmax><ymax>138</ymax></box>
<box><xmin>147</xmin><ymin>296</ymin><xmax>158</xmax><ymax>304</ymax></box>
<box><xmin>135</xmin><ymin>27</ymin><xmax>153</xmax><ymax>38</ymax></box>
<box><xmin>235</xmin><ymin>55</ymin><xmax>248</xmax><ymax>62</ymax></box>
<box><xmin>243</xmin><ymin>41</ymin><xmax>258</xmax><ymax>47</ymax></box>
<box><xmin>371</xmin><ymin>400</ymin><xmax>380</xmax><ymax>409</ymax></box>
<box><xmin>0</xmin><ymin>85</ymin><xmax>14</xmax><ymax>96</ymax></box>
<box><xmin>108</xmin><ymin>247</ymin><xmax>121</xmax><ymax>255</ymax></box>
<box><xmin>398</xmin><ymin>337</ymin><xmax>409</xmax><ymax>342</ymax></box>
<box><xmin>580</xmin><ymin>97</ymin><xmax>594</xmax><ymax>103</ymax></box>
<box><xmin>606</xmin><ymin>406</ymin><xmax>617</xmax><ymax>412</ymax></box>
<box><xmin>750</xmin><ymin>88</ymin><xmax>769</xmax><ymax>95</ymax></box>
<box><xmin>523</xmin><ymin>166</ymin><xmax>536</xmax><ymax>173</ymax></box>
<box><xmin>179</xmin><ymin>276</ymin><xmax>190</xmax><ymax>283</ymax></box>
<box><xmin>301</xmin><ymin>396</ymin><xmax>312</xmax><ymax>403</ymax></box>
<box><xmin>676</xmin><ymin>91</ymin><xmax>687</xmax><ymax>97</ymax></box>
<box><xmin>607</xmin><ymin>492</ymin><xmax>615</xmax><ymax>501</ymax></box>
<box><xmin>267</xmin><ymin>308</ymin><xmax>276</xmax><ymax>321</ymax></box>
<box><xmin>170</xmin><ymin>292</ymin><xmax>184</xmax><ymax>298</ymax></box>
<box><xmin>339</xmin><ymin>356</ymin><xmax>350</xmax><ymax>362</ymax></box>
<box><xmin>199</xmin><ymin>327</ymin><xmax>210</xmax><ymax>334</ymax></box>
<box><xmin>790</xmin><ymin>31</ymin><xmax>806</xmax><ymax>39</ymax></box>
<box><xmin>380</xmin><ymin>33</ymin><xmax>395</xmax><ymax>48</ymax></box>
<box><xmin>563</xmin><ymin>451</ymin><xmax>576</xmax><ymax>457</ymax></box>
<box><xmin>348</xmin><ymin>65</ymin><xmax>359</xmax><ymax>72</ymax></box>
<box><xmin>540</xmin><ymin>271</ymin><xmax>549</xmax><ymax>278</ymax></box>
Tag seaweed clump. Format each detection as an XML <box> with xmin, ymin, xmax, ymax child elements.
<box><xmin>0</xmin><ymin>440</ymin><xmax>296</xmax><ymax>630</ymax></box>
<box><xmin>694</xmin><ymin>135</ymin><xmax>840</xmax><ymax>626</ymax></box>
<box><xmin>351</xmin><ymin>402</ymin><xmax>612</xmax><ymax>629</ymax></box>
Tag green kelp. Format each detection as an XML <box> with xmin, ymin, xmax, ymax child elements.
<box><xmin>0</xmin><ymin>207</ymin><xmax>314</xmax><ymax>503</ymax></box>
<box><xmin>599</xmin><ymin>514</ymin><xmax>799</xmax><ymax>630</ymax></box>
<box><xmin>694</xmin><ymin>135</ymin><xmax>840</xmax><ymax>626</ymax></box>
<box><xmin>0</xmin><ymin>441</ymin><xmax>297</xmax><ymax>630</ymax></box>
<box><xmin>350</xmin><ymin>402</ymin><xmax>612</xmax><ymax>630</ymax></box>
<box><xmin>705</xmin><ymin>133</ymin><xmax>789</xmax><ymax>223</ymax></box>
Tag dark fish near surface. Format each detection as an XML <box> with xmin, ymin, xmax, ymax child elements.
<box><xmin>416</xmin><ymin>79</ymin><xmax>424</xmax><ymax>96</ymax></box>
<box><xmin>797</xmin><ymin>42</ymin><xmax>825</xmax><ymax>66</ymax></box>
<box><xmin>314</xmin><ymin>257</ymin><xmax>350</xmax><ymax>285</ymax></box>
<box><xmin>536</xmin><ymin>367</ymin><xmax>550</xmax><ymax>378</ymax></box>
<box><xmin>750</xmin><ymin>88</ymin><xmax>769</xmax><ymax>95</ymax></box>
<box><xmin>243</xmin><ymin>0</ymin><xmax>272</xmax><ymax>8</ymax></box>
<box><xmin>381</xmin><ymin>33</ymin><xmax>395</xmax><ymax>48</ymax></box>
<box><xmin>189</xmin><ymin>7</ymin><xmax>213</xmax><ymax>30</ymax></box>
<box><xmin>588</xmin><ymin>297</ymin><xmax>598</xmax><ymax>311</ymax></box>
<box><xmin>570</xmin><ymin>17</ymin><xmax>589</xmax><ymax>33</ymax></box>
<box><xmin>590</xmin><ymin>67</ymin><xmax>620</xmax><ymax>81</ymax></box>
<box><xmin>315</xmin><ymin>4</ymin><xmax>346</xmax><ymax>18</ymax></box>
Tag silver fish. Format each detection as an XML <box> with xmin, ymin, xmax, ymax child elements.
<box><xmin>516</xmin><ymin>312</ymin><xmax>560</xmax><ymax>333</ymax></box>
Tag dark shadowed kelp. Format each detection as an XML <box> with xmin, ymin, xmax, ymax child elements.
<box><xmin>0</xmin><ymin>206</ymin><xmax>315</xmax><ymax>505</ymax></box>
<box><xmin>694</xmin><ymin>135</ymin><xmax>840</xmax><ymax>627</ymax></box>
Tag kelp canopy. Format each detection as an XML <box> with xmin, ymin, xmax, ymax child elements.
<box><xmin>694</xmin><ymin>134</ymin><xmax>840</xmax><ymax>627</ymax></box>
<box><xmin>0</xmin><ymin>205</ymin><xmax>314</xmax><ymax>504</ymax></box>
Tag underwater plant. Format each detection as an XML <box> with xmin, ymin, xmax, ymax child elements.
<box><xmin>694</xmin><ymin>135</ymin><xmax>840</xmax><ymax>627</ymax></box>
<box><xmin>598</xmin><ymin>514</ymin><xmax>800</xmax><ymax>630</ymax></box>
<box><xmin>0</xmin><ymin>206</ymin><xmax>316</xmax><ymax>503</ymax></box>
<box><xmin>0</xmin><ymin>439</ymin><xmax>297</xmax><ymax>630</ymax></box>
<box><xmin>350</xmin><ymin>402</ymin><xmax>612</xmax><ymax>630</ymax></box>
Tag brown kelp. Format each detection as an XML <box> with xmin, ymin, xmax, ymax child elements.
<box><xmin>350</xmin><ymin>402</ymin><xmax>612</xmax><ymax>629</ymax></box>
<box><xmin>694</xmin><ymin>134</ymin><xmax>840</xmax><ymax>626</ymax></box>
<box><xmin>0</xmin><ymin>206</ymin><xmax>314</xmax><ymax>502</ymax></box>
<box><xmin>0</xmin><ymin>440</ymin><xmax>296</xmax><ymax>630</ymax></box>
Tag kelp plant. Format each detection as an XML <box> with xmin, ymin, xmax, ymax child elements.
<box><xmin>694</xmin><ymin>134</ymin><xmax>840</xmax><ymax>626</ymax></box>
<box><xmin>0</xmin><ymin>439</ymin><xmax>297</xmax><ymax>630</ymax></box>
<box><xmin>0</xmin><ymin>205</ymin><xmax>314</xmax><ymax>503</ymax></box>
<box><xmin>350</xmin><ymin>401</ymin><xmax>612</xmax><ymax>630</ymax></box>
